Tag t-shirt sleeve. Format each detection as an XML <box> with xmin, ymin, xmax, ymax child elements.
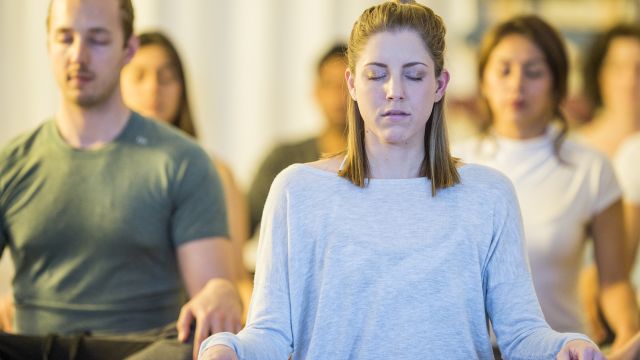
<box><xmin>247</xmin><ymin>147</ymin><xmax>288</xmax><ymax>235</ymax></box>
<box><xmin>615</xmin><ymin>138</ymin><xmax>640</xmax><ymax>204</ymax></box>
<box><xmin>590</xmin><ymin>151</ymin><xmax>622</xmax><ymax>215</ymax></box>
<box><xmin>200</xmin><ymin>171</ymin><xmax>294</xmax><ymax>359</ymax></box>
<box><xmin>171</xmin><ymin>146</ymin><xmax>229</xmax><ymax>247</ymax></box>
<box><xmin>484</xmin><ymin>176</ymin><xmax>593</xmax><ymax>358</ymax></box>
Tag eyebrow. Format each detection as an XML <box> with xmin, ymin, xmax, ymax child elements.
<box><xmin>53</xmin><ymin>27</ymin><xmax>111</xmax><ymax>35</ymax></box>
<box><xmin>497</xmin><ymin>57</ymin><xmax>546</xmax><ymax>65</ymax></box>
<box><xmin>364</xmin><ymin>61</ymin><xmax>429</xmax><ymax>68</ymax></box>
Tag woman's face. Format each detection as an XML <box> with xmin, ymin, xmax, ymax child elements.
<box><xmin>346</xmin><ymin>29</ymin><xmax>448</xmax><ymax>149</ymax></box>
<box><xmin>599</xmin><ymin>37</ymin><xmax>640</xmax><ymax>113</ymax></box>
<box><xmin>121</xmin><ymin>44</ymin><xmax>183</xmax><ymax>124</ymax></box>
<box><xmin>482</xmin><ymin>34</ymin><xmax>554</xmax><ymax>138</ymax></box>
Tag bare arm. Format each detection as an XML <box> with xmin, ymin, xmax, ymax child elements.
<box><xmin>610</xmin><ymin>331</ymin><xmax>640</xmax><ymax>360</ymax></box>
<box><xmin>176</xmin><ymin>238</ymin><xmax>243</xmax><ymax>360</ymax></box>
<box><xmin>212</xmin><ymin>159</ymin><xmax>250</xmax><ymax>283</ymax></box>
<box><xmin>623</xmin><ymin>202</ymin><xmax>640</xmax><ymax>271</ymax></box>
<box><xmin>212</xmin><ymin>159</ymin><xmax>254</xmax><ymax>322</ymax></box>
<box><xmin>592</xmin><ymin>200</ymin><xmax>640</xmax><ymax>350</ymax></box>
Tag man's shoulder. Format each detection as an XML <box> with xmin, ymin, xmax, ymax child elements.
<box><xmin>129</xmin><ymin>113</ymin><xmax>208</xmax><ymax>159</ymax></box>
<box><xmin>0</xmin><ymin>121</ymin><xmax>51</xmax><ymax>170</ymax></box>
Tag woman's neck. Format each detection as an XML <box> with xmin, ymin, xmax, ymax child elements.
<box><xmin>365</xmin><ymin>139</ymin><xmax>425</xmax><ymax>179</ymax></box>
<box><xmin>492</xmin><ymin>118</ymin><xmax>548</xmax><ymax>140</ymax></box>
<box><xmin>580</xmin><ymin>108</ymin><xmax>640</xmax><ymax>157</ymax></box>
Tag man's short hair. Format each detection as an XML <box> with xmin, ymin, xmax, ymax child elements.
<box><xmin>46</xmin><ymin>0</ymin><xmax>135</xmax><ymax>46</ymax></box>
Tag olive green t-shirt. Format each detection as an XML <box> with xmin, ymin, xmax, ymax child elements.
<box><xmin>0</xmin><ymin>112</ymin><xmax>228</xmax><ymax>335</ymax></box>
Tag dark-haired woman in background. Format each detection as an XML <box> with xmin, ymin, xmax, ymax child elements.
<box><xmin>120</xmin><ymin>31</ymin><xmax>252</xmax><ymax>316</ymax></box>
<box><xmin>577</xmin><ymin>24</ymin><xmax>640</xmax><ymax>346</ymax></box>
<box><xmin>453</xmin><ymin>15</ymin><xmax>639</xmax><ymax>352</ymax></box>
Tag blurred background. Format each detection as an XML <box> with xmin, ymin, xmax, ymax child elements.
<box><xmin>1</xmin><ymin>0</ymin><xmax>639</xmax><ymax>190</ymax></box>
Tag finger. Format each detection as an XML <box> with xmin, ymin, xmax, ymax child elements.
<box><xmin>7</xmin><ymin>305</ymin><xmax>13</xmax><ymax>332</ymax></box>
<box><xmin>177</xmin><ymin>305</ymin><xmax>194</xmax><ymax>342</ymax></box>
<box><xmin>0</xmin><ymin>309</ymin><xmax>11</xmax><ymax>332</ymax></box>
<box><xmin>224</xmin><ymin>315</ymin><xmax>234</xmax><ymax>333</ymax></box>
<box><xmin>193</xmin><ymin>314</ymin><xmax>210</xmax><ymax>360</ymax></box>
<box><xmin>212</xmin><ymin>312</ymin><xmax>225</xmax><ymax>335</ymax></box>
<box><xmin>580</xmin><ymin>347</ymin><xmax>594</xmax><ymax>360</ymax></box>
<box><xmin>0</xmin><ymin>313</ymin><xmax>8</xmax><ymax>331</ymax></box>
<box><xmin>556</xmin><ymin>347</ymin><xmax>571</xmax><ymax>360</ymax></box>
<box><xmin>234</xmin><ymin>317</ymin><xmax>243</xmax><ymax>334</ymax></box>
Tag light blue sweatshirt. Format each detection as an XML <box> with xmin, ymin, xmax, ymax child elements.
<box><xmin>201</xmin><ymin>163</ymin><xmax>591</xmax><ymax>359</ymax></box>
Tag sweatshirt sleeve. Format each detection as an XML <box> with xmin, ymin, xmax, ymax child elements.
<box><xmin>200</xmin><ymin>171</ymin><xmax>293</xmax><ymax>360</ymax></box>
<box><xmin>484</xmin><ymin>176</ymin><xmax>594</xmax><ymax>360</ymax></box>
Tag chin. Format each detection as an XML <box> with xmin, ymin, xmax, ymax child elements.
<box><xmin>381</xmin><ymin>134</ymin><xmax>411</xmax><ymax>145</ymax></box>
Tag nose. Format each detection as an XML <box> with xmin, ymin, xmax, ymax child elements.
<box><xmin>385</xmin><ymin>74</ymin><xmax>405</xmax><ymax>100</ymax></box>
<box><xmin>143</xmin><ymin>74</ymin><xmax>162</xmax><ymax>95</ymax></box>
<box><xmin>69</xmin><ymin>38</ymin><xmax>90</xmax><ymax>65</ymax></box>
<box><xmin>508</xmin><ymin>67</ymin><xmax>525</xmax><ymax>93</ymax></box>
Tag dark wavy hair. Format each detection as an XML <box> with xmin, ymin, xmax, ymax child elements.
<box><xmin>478</xmin><ymin>15</ymin><xmax>569</xmax><ymax>160</ymax></box>
<box><xmin>583</xmin><ymin>24</ymin><xmax>640</xmax><ymax>109</ymax></box>
<box><xmin>137</xmin><ymin>31</ymin><xmax>197</xmax><ymax>137</ymax></box>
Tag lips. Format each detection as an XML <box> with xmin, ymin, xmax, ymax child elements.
<box><xmin>510</xmin><ymin>99</ymin><xmax>526</xmax><ymax>109</ymax></box>
<box><xmin>382</xmin><ymin>109</ymin><xmax>410</xmax><ymax>116</ymax></box>
<box><xmin>68</xmin><ymin>71</ymin><xmax>95</xmax><ymax>85</ymax></box>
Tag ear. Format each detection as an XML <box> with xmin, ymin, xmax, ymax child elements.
<box><xmin>345</xmin><ymin>68</ymin><xmax>357</xmax><ymax>101</ymax></box>
<box><xmin>123</xmin><ymin>34</ymin><xmax>139</xmax><ymax>65</ymax></box>
<box><xmin>434</xmin><ymin>69</ymin><xmax>450</xmax><ymax>102</ymax></box>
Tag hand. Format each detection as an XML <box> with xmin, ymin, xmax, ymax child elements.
<box><xmin>177</xmin><ymin>278</ymin><xmax>243</xmax><ymax>360</ymax></box>
<box><xmin>556</xmin><ymin>340</ymin><xmax>605</xmax><ymax>360</ymax></box>
<box><xmin>198</xmin><ymin>345</ymin><xmax>238</xmax><ymax>360</ymax></box>
<box><xmin>0</xmin><ymin>293</ymin><xmax>13</xmax><ymax>332</ymax></box>
<box><xmin>609</xmin><ymin>332</ymin><xmax>640</xmax><ymax>360</ymax></box>
<box><xmin>611</xmin><ymin>330</ymin><xmax>637</xmax><ymax>353</ymax></box>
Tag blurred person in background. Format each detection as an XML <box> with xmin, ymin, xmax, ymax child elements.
<box><xmin>247</xmin><ymin>43</ymin><xmax>349</xmax><ymax>238</ymax></box>
<box><xmin>453</xmin><ymin>15</ymin><xmax>639</xmax><ymax>353</ymax></box>
<box><xmin>580</xmin><ymin>24</ymin><xmax>640</xmax><ymax>158</ymax></box>
<box><xmin>576</xmin><ymin>24</ymin><xmax>640</xmax><ymax>346</ymax></box>
<box><xmin>120</xmin><ymin>31</ymin><xmax>252</xmax><ymax>311</ymax></box>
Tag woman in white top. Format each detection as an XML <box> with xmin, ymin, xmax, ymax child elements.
<box><xmin>616</xmin><ymin>134</ymin><xmax>640</xmax><ymax>298</ymax></box>
<box><xmin>453</xmin><ymin>15</ymin><xmax>639</xmax><ymax>352</ymax></box>
<box><xmin>198</xmin><ymin>2</ymin><xmax>602</xmax><ymax>359</ymax></box>
<box><xmin>578</xmin><ymin>24</ymin><xmax>640</xmax><ymax>344</ymax></box>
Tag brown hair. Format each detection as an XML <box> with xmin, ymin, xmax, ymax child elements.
<box><xmin>477</xmin><ymin>15</ymin><xmax>569</xmax><ymax>159</ymax></box>
<box><xmin>137</xmin><ymin>31</ymin><xmax>197</xmax><ymax>138</ymax></box>
<box><xmin>340</xmin><ymin>0</ymin><xmax>460</xmax><ymax>196</ymax></box>
<box><xmin>47</xmin><ymin>0</ymin><xmax>135</xmax><ymax>47</ymax></box>
<box><xmin>583</xmin><ymin>24</ymin><xmax>640</xmax><ymax>109</ymax></box>
<box><xmin>316</xmin><ymin>43</ymin><xmax>348</xmax><ymax>75</ymax></box>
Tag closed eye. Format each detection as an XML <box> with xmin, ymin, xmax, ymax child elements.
<box><xmin>366</xmin><ymin>71</ymin><xmax>386</xmax><ymax>80</ymax></box>
<box><xmin>405</xmin><ymin>74</ymin><xmax>424</xmax><ymax>81</ymax></box>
